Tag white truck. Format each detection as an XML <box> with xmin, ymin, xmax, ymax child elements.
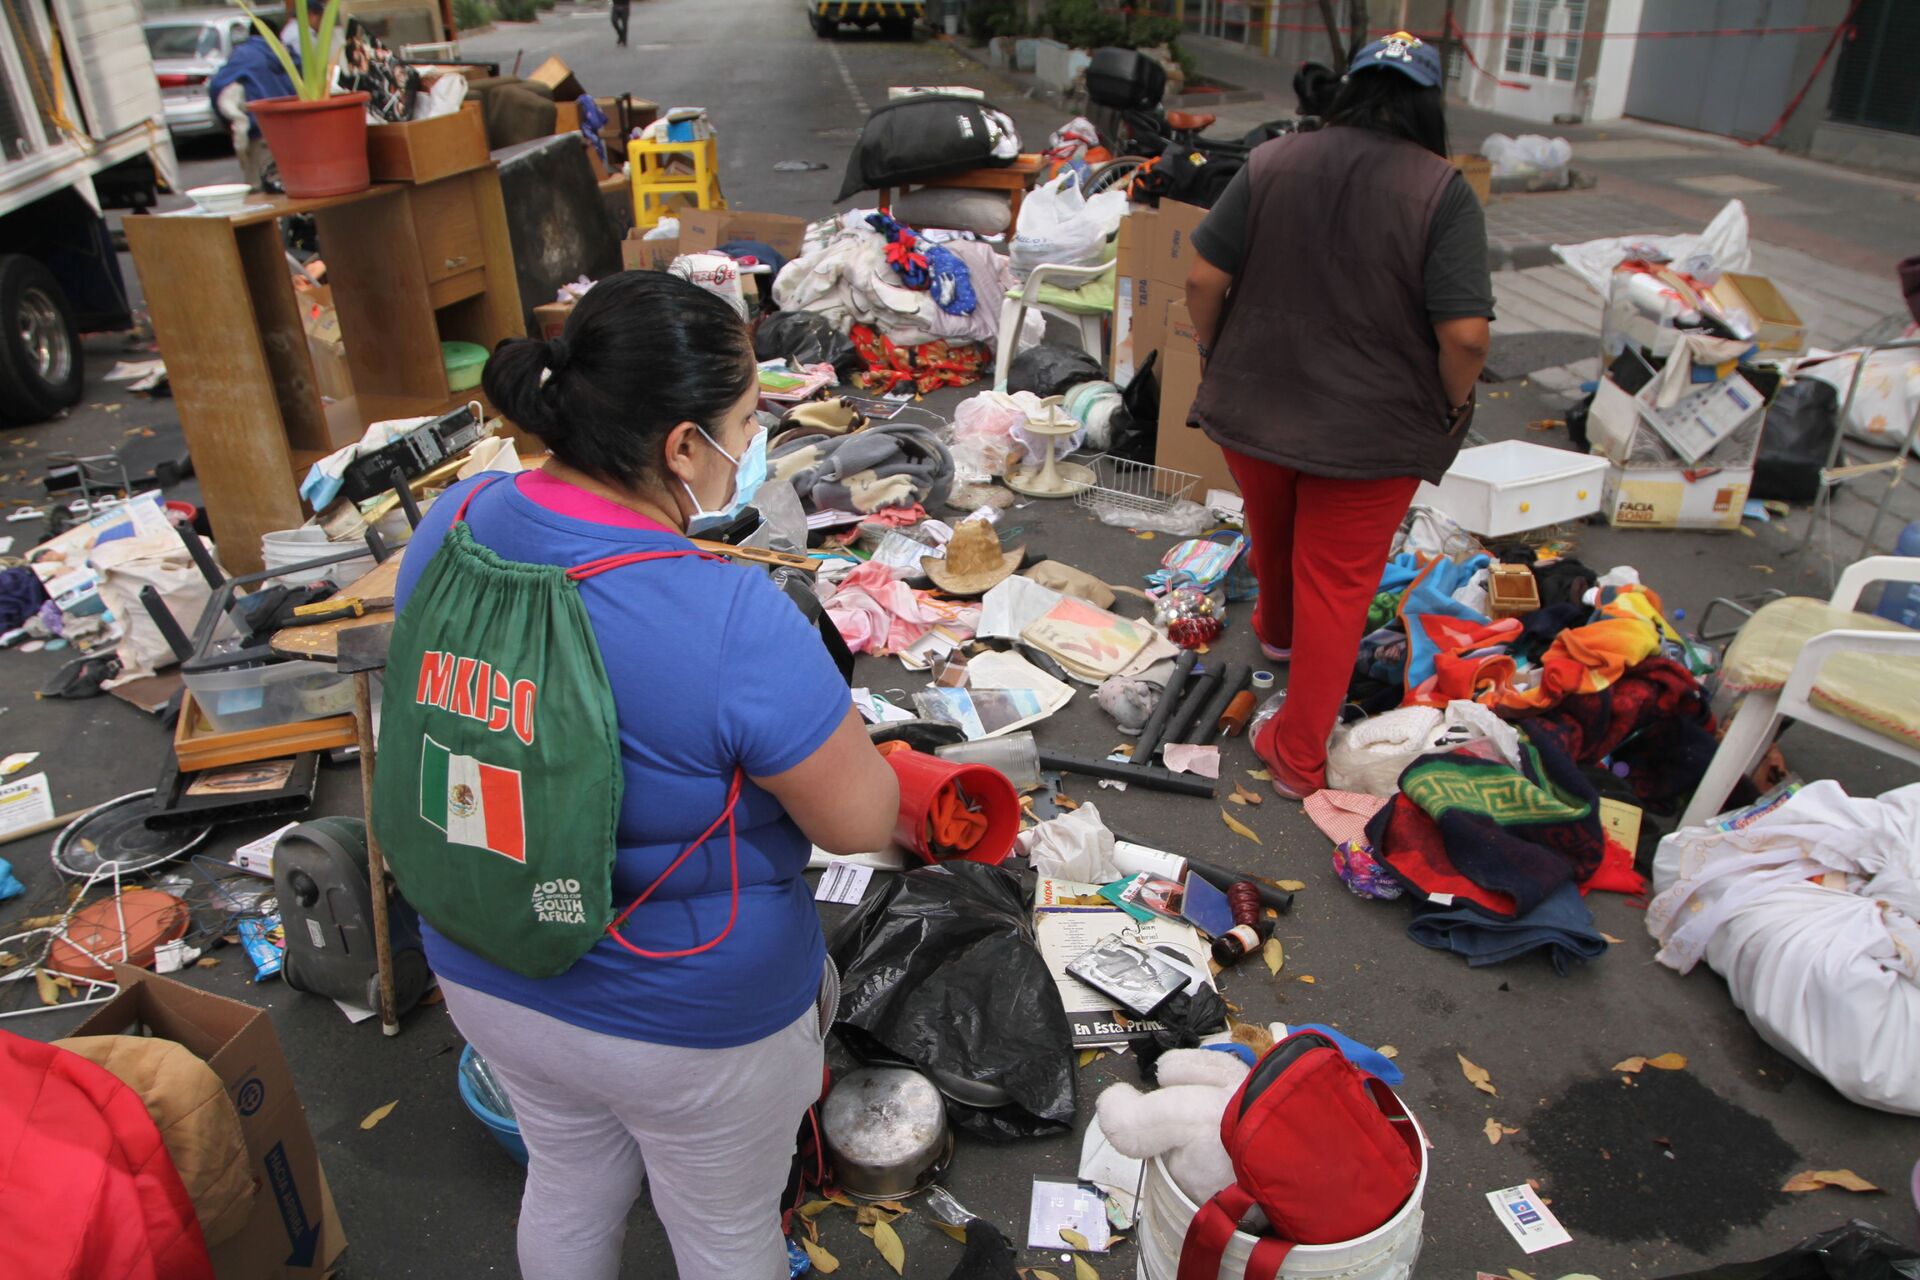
<box><xmin>1</xmin><ymin>0</ymin><xmax>179</xmax><ymax>424</ymax></box>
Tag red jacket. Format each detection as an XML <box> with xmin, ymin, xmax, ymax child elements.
<box><xmin>0</xmin><ymin>1030</ymin><xmax>214</xmax><ymax>1280</ymax></box>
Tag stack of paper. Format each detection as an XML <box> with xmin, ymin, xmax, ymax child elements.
<box><xmin>1034</xmin><ymin>877</ymin><xmax>1216</xmax><ymax>1047</ymax></box>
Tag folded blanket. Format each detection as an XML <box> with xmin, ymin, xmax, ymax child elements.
<box><xmin>1526</xmin><ymin>657</ymin><xmax>1717</xmax><ymax>811</ymax></box>
<box><xmin>1491</xmin><ymin>590</ymin><xmax>1660</xmax><ymax>713</ymax></box>
<box><xmin>1408</xmin><ymin>881</ymin><xmax>1606</xmax><ymax>975</ymax></box>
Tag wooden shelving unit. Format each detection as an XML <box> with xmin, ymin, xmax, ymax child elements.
<box><xmin>127</xmin><ymin>168</ymin><xmax>524</xmax><ymax>575</ymax></box>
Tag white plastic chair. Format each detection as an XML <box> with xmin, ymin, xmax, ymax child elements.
<box><xmin>993</xmin><ymin>260</ymin><xmax>1114</xmax><ymax>392</ymax></box>
<box><xmin>1681</xmin><ymin>555</ymin><xmax>1920</xmax><ymax>828</ymax></box>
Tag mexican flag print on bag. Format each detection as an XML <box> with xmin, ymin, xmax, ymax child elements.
<box><xmin>373</xmin><ymin>478</ymin><xmax>742</xmax><ymax>978</ymax></box>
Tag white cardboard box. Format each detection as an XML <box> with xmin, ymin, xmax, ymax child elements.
<box><xmin>1601</xmin><ymin>464</ymin><xmax>1753</xmax><ymax>530</ymax></box>
<box><xmin>1413</xmin><ymin>440</ymin><xmax>1608</xmax><ymax>537</ymax></box>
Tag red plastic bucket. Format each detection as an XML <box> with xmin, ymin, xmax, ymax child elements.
<box><xmin>248</xmin><ymin>92</ymin><xmax>372</xmax><ymax>198</ymax></box>
<box><xmin>886</xmin><ymin>747</ymin><xmax>1020</xmax><ymax>866</ymax></box>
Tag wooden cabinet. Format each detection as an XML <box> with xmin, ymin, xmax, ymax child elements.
<box><xmin>127</xmin><ymin>174</ymin><xmax>525</xmax><ymax>575</ymax></box>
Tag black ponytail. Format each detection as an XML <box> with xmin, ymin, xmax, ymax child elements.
<box><xmin>483</xmin><ymin>271</ymin><xmax>756</xmax><ymax>487</ymax></box>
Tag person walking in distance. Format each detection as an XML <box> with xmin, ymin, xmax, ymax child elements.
<box><xmin>610</xmin><ymin>0</ymin><xmax>631</xmax><ymax>47</ymax></box>
<box><xmin>1181</xmin><ymin>31</ymin><xmax>1494</xmax><ymax>800</ymax></box>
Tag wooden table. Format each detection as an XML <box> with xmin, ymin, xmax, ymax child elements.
<box><xmin>876</xmin><ymin>152</ymin><xmax>1046</xmax><ymax>224</ymax></box>
<box><xmin>270</xmin><ymin>555</ymin><xmax>405</xmax><ymax>1035</ymax></box>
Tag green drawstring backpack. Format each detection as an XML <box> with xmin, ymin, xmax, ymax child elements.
<box><xmin>371</xmin><ymin>478</ymin><xmax>743</xmax><ymax>978</ymax></box>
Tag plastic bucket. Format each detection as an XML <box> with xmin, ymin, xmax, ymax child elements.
<box><xmin>887</xmin><ymin>747</ymin><xmax>1020</xmax><ymax>865</ymax></box>
<box><xmin>261</xmin><ymin>527</ymin><xmax>374</xmax><ymax>588</ymax></box>
<box><xmin>1136</xmin><ymin>1106</ymin><xmax>1428</xmax><ymax>1280</ymax></box>
<box><xmin>457</xmin><ymin>1045</ymin><xmax>528</xmax><ymax>1165</ymax></box>
<box><xmin>247</xmin><ymin>93</ymin><xmax>371</xmax><ymax>198</ymax></box>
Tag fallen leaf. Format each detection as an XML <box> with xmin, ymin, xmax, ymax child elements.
<box><xmin>798</xmin><ymin>1200</ymin><xmax>836</xmax><ymax>1219</ymax></box>
<box><xmin>933</xmin><ymin>1221</ymin><xmax>968</xmax><ymax>1243</ymax></box>
<box><xmin>359</xmin><ymin>1101</ymin><xmax>398</xmax><ymax>1130</ymax></box>
<box><xmin>1600</xmin><ymin>932</ymin><xmax>1624</xmax><ymax>945</ymax></box>
<box><xmin>1227</xmin><ymin>782</ymin><xmax>1264</xmax><ymax>806</ymax></box>
<box><xmin>1274</xmin><ymin>879</ymin><xmax>1306</xmax><ymax>892</ymax></box>
<box><xmin>873</xmin><ymin>1200</ymin><xmax>911</xmax><ymax>1216</ymax></box>
<box><xmin>1297</xmin><ymin>975</ymin><xmax>1316</xmax><ymax>984</ymax></box>
<box><xmin>195</xmin><ymin>956</ymin><xmax>220</xmax><ymax>968</ymax></box>
<box><xmin>0</xmin><ymin>953</ymin><xmax>22</xmax><ymax>971</ymax></box>
<box><xmin>1508</xmin><ymin>1270</ymin><xmax>1536</xmax><ymax>1280</ymax></box>
<box><xmin>1207</xmin><ymin>957</ymin><xmax>1223</xmax><ymax>977</ymax></box>
<box><xmin>1782</xmin><ymin>1169</ymin><xmax>1882</xmax><ymax>1194</ymax></box>
<box><xmin>1077</xmin><ymin>1048</ymin><xmax>1105</xmax><ymax>1068</ymax></box>
<box><xmin>18</xmin><ymin>913</ymin><xmax>69</xmax><ymax>929</ymax></box>
<box><xmin>1247</xmin><ymin>769</ymin><xmax>1271</xmax><ymax>781</ymax></box>
<box><xmin>1226</xmin><ymin>790</ymin><xmax>1250</xmax><ymax>807</ymax></box>
<box><xmin>1484</xmin><ymin>1118</ymin><xmax>1520</xmax><ymax>1144</ymax></box>
<box><xmin>825</xmin><ymin>1191</ymin><xmax>856</xmax><ymax>1208</ymax></box>
<box><xmin>1262</xmin><ymin>937</ymin><xmax>1284</xmax><ymax>976</ymax></box>
<box><xmin>872</xmin><ymin>1218</ymin><xmax>906</xmax><ymax>1273</ymax></box>
<box><xmin>1229</xmin><ymin>1019</ymin><xmax>1275</xmax><ymax>1056</ymax></box>
<box><xmin>1458</xmin><ymin>1053</ymin><xmax>1498</xmax><ymax>1096</ymax></box>
<box><xmin>1074</xmin><ymin>1257</ymin><xmax>1099</xmax><ymax>1280</ymax></box>
<box><xmin>804</xmin><ymin>1215</ymin><xmax>820</xmax><ymax>1244</ymax></box>
<box><xmin>801</xmin><ymin>1238</ymin><xmax>841</xmax><ymax>1273</ymax></box>
<box><xmin>1646</xmin><ymin>1052</ymin><xmax>1688</xmax><ymax>1070</ymax></box>
<box><xmin>1055</xmin><ymin>794</ymin><xmax>1080</xmax><ymax>811</ymax></box>
<box><xmin>1221</xmin><ymin>809</ymin><xmax>1261</xmax><ymax>845</ymax></box>
<box><xmin>1378</xmin><ymin>1045</ymin><xmax>1399</xmax><ymax>1058</ymax></box>
<box><xmin>1613</xmin><ymin>1056</ymin><xmax>1648</xmax><ymax>1073</ymax></box>
<box><xmin>1060</xmin><ymin>1228</ymin><xmax>1089</xmax><ymax>1250</ymax></box>
<box><xmin>34</xmin><ymin>968</ymin><xmax>63</xmax><ymax>1005</ymax></box>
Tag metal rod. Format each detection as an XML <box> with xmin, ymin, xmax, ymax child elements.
<box><xmin>1194</xmin><ymin>664</ymin><xmax>1252</xmax><ymax>745</ymax></box>
<box><xmin>1161</xmin><ymin>666</ymin><xmax>1222</xmax><ymax>751</ymax></box>
<box><xmin>1133</xmin><ymin>649</ymin><xmax>1198</xmax><ymax>760</ymax></box>
<box><xmin>173</xmin><ymin>519</ymin><xmax>225</xmax><ymax>590</ymax></box>
<box><xmin>139</xmin><ymin>585</ymin><xmax>194</xmax><ymax>663</ymax></box>
<box><xmin>1038</xmin><ymin>750</ymin><xmax>1217</xmax><ymax>799</ymax></box>
<box><xmin>354</xmin><ymin>671</ymin><xmax>400</xmax><ymax>1037</ymax></box>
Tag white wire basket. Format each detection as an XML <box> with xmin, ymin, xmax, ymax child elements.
<box><xmin>1072</xmin><ymin>454</ymin><xmax>1200</xmax><ymax>516</ymax></box>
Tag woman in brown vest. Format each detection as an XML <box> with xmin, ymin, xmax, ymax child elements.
<box><xmin>1183</xmin><ymin>31</ymin><xmax>1493</xmax><ymax>799</ymax></box>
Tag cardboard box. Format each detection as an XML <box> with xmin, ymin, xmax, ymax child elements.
<box><xmin>1109</xmin><ymin>208</ymin><xmax>1157</xmax><ymax>384</ymax></box>
<box><xmin>1148</xmin><ymin>200</ymin><xmax>1206</xmax><ymax>289</ymax></box>
<box><xmin>621</xmin><ymin>209</ymin><xmax>810</xmax><ymax>273</ymax></box>
<box><xmin>1451</xmin><ymin>152</ymin><xmax>1491</xmax><ymax>205</ymax></box>
<box><xmin>1590</xmin><ymin>369</ymin><xmax>1765</xmax><ymax>470</ymax></box>
<box><xmin>73</xmin><ymin>966</ymin><xmax>347</xmax><ymax>1278</ymax></box>
<box><xmin>527</xmin><ymin>55</ymin><xmax>585</xmax><ymax>104</ymax></box>
<box><xmin>1153</xmin><ymin>300</ymin><xmax>1239</xmax><ymax>499</ymax></box>
<box><xmin>1601</xmin><ymin>463</ymin><xmax>1753</xmax><ymax>530</ymax></box>
<box><xmin>533</xmin><ymin>299</ymin><xmax>574</xmax><ymax>341</ymax></box>
<box><xmin>365</xmin><ymin>101</ymin><xmax>487</xmax><ymax>184</ymax></box>
<box><xmin>1707</xmin><ymin>272</ymin><xmax>1806</xmax><ymax>355</ymax></box>
<box><xmin>298</xmin><ymin>287</ymin><xmax>352</xmax><ymax>403</ymax></box>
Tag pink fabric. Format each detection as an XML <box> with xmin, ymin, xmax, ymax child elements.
<box><xmin>1304</xmin><ymin>789</ymin><xmax>1390</xmax><ymax>848</ymax></box>
<box><xmin>516</xmin><ymin>470</ymin><xmax>681</xmax><ymax>533</ymax></box>
<box><xmin>823</xmin><ymin>561</ymin><xmax>972</xmax><ymax>656</ymax></box>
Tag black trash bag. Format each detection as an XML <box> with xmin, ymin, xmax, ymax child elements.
<box><xmin>1110</xmin><ymin>350</ymin><xmax>1161</xmax><ymax>462</ymax></box>
<box><xmin>839</xmin><ymin>94</ymin><xmax>1017</xmax><ymax>202</ymax></box>
<box><xmin>828</xmin><ymin>861</ymin><xmax>1075</xmax><ymax>1142</ymax></box>
<box><xmin>944</xmin><ymin>1218</ymin><xmax>1020</xmax><ymax>1280</ymax></box>
<box><xmin>1753</xmin><ymin>377</ymin><xmax>1839</xmax><ymax>504</ymax></box>
<box><xmin>1007</xmin><ymin>343</ymin><xmax>1105</xmax><ymax>398</ymax></box>
<box><xmin>1135</xmin><ymin>986</ymin><xmax>1230</xmax><ymax>1084</ymax></box>
<box><xmin>1658</xmin><ymin>1220</ymin><xmax>1920</xmax><ymax>1279</ymax></box>
<box><xmin>756</xmin><ymin>311</ymin><xmax>861</xmax><ymax>384</ymax></box>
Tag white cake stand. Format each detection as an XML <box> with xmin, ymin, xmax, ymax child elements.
<box><xmin>1005</xmin><ymin>398</ymin><xmax>1096</xmax><ymax>499</ymax></box>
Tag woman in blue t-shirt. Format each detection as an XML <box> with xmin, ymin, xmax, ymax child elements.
<box><xmin>394</xmin><ymin>272</ymin><xmax>899</xmax><ymax>1280</ymax></box>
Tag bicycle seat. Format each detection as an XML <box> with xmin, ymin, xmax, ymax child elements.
<box><xmin>1165</xmin><ymin>111</ymin><xmax>1217</xmax><ymax>133</ymax></box>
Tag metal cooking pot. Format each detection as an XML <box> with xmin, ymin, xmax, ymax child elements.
<box><xmin>820</xmin><ymin>1066</ymin><xmax>954</xmax><ymax>1202</ymax></box>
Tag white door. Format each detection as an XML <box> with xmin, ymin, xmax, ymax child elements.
<box><xmin>1492</xmin><ymin>0</ymin><xmax>1585</xmax><ymax>121</ymax></box>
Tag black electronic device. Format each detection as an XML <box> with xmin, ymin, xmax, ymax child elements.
<box><xmin>274</xmin><ymin>816</ymin><xmax>433</xmax><ymax>1018</ymax></box>
<box><xmin>338</xmin><ymin>401</ymin><xmax>489</xmax><ymax>504</ymax></box>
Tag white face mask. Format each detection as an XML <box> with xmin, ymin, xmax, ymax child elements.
<box><xmin>680</xmin><ymin>425</ymin><xmax>768</xmax><ymax>533</ymax></box>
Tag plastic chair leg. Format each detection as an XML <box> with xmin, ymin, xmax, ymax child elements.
<box><xmin>995</xmin><ymin>297</ymin><xmax>1025</xmax><ymax>391</ymax></box>
<box><xmin>1679</xmin><ymin>691</ymin><xmax>1784</xmax><ymax>829</ymax></box>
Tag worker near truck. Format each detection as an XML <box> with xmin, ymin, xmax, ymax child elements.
<box><xmin>207</xmin><ymin>26</ymin><xmax>296</xmax><ymax>189</ymax></box>
<box><xmin>1182</xmin><ymin>31</ymin><xmax>1494</xmax><ymax>801</ymax></box>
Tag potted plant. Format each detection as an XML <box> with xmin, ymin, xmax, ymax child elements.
<box><xmin>236</xmin><ymin>0</ymin><xmax>371</xmax><ymax>198</ymax></box>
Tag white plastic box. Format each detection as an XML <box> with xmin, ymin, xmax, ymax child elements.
<box><xmin>1413</xmin><ymin>440</ymin><xmax>1609</xmax><ymax>537</ymax></box>
<box><xmin>184</xmin><ymin>660</ymin><xmax>356</xmax><ymax>733</ymax></box>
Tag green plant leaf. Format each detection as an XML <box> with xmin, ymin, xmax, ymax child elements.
<box><xmin>233</xmin><ymin>0</ymin><xmax>305</xmax><ymax>97</ymax></box>
<box><xmin>310</xmin><ymin>0</ymin><xmax>343</xmax><ymax>101</ymax></box>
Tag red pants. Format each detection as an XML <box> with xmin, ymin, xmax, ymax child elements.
<box><xmin>1224</xmin><ymin>450</ymin><xmax>1420</xmax><ymax>790</ymax></box>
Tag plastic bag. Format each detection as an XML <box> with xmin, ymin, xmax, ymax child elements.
<box><xmin>1481</xmin><ymin>132</ymin><xmax>1572</xmax><ymax>186</ymax></box>
<box><xmin>1553</xmin><ymin>199</ymin><xmax>1751</xmax><ymax>297</ymax></box>
<box><xmin>1798</xmin><ymin>346</ymin><xmax>1920</xmax><ymax>455</ymax></box>
<box><xmin>1753</xmin><ymin>378</ymin><xmax>1838</xmax><ymax>503</ymax></box>
<box><xmin>1010</xmin><ymin>173</ymin><xmax>1127</xmax><ymax>278</ymax></box>
<box><xmin>755</xmin><ymin>311</ymin><xmax>860</xmax><ymax>383</ymax></box>
<box><xmin>828</xmin><ymin>861</ymin><xmax>1076</xmax><ymax>1140</ymax></box>
<box><xmin>1007</xmin><ymin>343</ymin><xmax>1105</xmax><ymax>398</ymax></box>
<box><xmin>1657</xmin><ymin>1219</ymin><xmax>1920</xmax><ymax>1279</ymax></box>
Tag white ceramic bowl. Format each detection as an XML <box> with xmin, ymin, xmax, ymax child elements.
<box><xmin>187</xmin><ymin>183</ymin><xmax>252</xmax><ymax>215</ymax></box>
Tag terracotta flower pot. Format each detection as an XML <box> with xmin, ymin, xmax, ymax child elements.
<box><xmin>248</xmin><ymin>92</ymin><xmax>372</xmax><ymax>198</ymax></box>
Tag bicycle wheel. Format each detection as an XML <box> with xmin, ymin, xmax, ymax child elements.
<box><xmin>1086</xmin><ymin>155</ymin><xmax>1151</xmax><ymax>197</ymax></box>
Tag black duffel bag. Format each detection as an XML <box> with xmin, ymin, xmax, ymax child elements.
<box><xmin>837</xmin><ymin>94</ymin><xmax>1019</xmax><ymax>202</ymax></box>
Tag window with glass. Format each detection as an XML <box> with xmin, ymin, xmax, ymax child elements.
<box><xmin>144</xmin><ymin>23</ymin><xmax>222</xmax><ymax>59</ymax></box>
<box><xmin>1503</xmin><ymin>0</ymin><xmax>1585</xmax><ymax>83</ymax></box>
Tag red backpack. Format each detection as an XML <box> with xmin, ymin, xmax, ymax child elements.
<box><xmin>1178</xmin><ymin>1031</ymin><xmax>1422</xmax><ymax>1280</ymax></box>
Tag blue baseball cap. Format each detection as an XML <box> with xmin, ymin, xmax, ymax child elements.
<box><xmin>1348</xmin><ymin>31</ymin><xmax>1444</xmax><ymax>88</ymax></box>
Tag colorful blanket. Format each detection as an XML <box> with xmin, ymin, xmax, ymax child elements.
<box><xmin>1526</xmin><ymin>656</ymin><xmax>1718</xmax><ymax>811</ymax></box>
<box><xmin>1490</xmin><ymin>589</ymin><xmax>1661</xmax><ymax>713</ymax></box>
<box><xmin>850</xmin><ymin>325</ymin><xmax>988</xmax><ymax>395</ymax></box>
<box><xmin>1367</xmin><ymin>727</ymin><xmax>1607</xmax><ymax>919</ymax></box>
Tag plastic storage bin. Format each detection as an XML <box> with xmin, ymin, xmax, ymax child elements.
<box><xmin>183</xmin><ymin>659</ymin><xmax>355</xmax><ymax>733</ymax></box>
<box><xmin>1413</xmin><ymin>440</ymin><xmax>1608</xmax><ymax>537</ymax></box>
<box><xmin>1085</xmin><ymin>47</ymin><xmax>1168</xmax><ymax>110</ymax></box>
<box><xmin>441</xmin><ymin>341</ymin><xmax>488</xmax><ymax>392</ymax></box>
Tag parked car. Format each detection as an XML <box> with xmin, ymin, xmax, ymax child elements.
<box><xmin>144</xmin><ymin>9</ymin><xmax>256</xmax><ymax>140</ymax></box>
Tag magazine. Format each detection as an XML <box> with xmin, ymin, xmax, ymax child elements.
<box><xmin>1033</xmin><ymin>878</ymin><xmax>1215</xmax><ymax>1047</ymax></box>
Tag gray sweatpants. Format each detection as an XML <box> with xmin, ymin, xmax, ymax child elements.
<box><xmin>441</xmin><ymin>971</ymin><xmax>832</xmax><ymax>1280</ymax></box>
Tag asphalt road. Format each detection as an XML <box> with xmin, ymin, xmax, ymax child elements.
<box><xmin>2</xmin><ymin>2</ymin><xmax>1917</xmax><ymax>1278</ymax></box>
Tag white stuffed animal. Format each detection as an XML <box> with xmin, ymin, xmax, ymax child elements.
<box><xmin>1095</xmin><ymin>1048</ymin><xmax>1250</xmax><ymax>1204</ymax></box>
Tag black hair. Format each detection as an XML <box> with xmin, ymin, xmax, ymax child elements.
<box><xmin>1324</xmin><ymin>67</ymin><xmax>1449</xmax><ymax>158</ymax></box>
<box><xmin>483</xmin><ymin>271</ymin><xmax>755</xmax><ymax>488</ymax></box>
<box><xmin>1293</xmin><ymin>61</ymin><xmax>1340</xmax><ymax>118</ymax></box>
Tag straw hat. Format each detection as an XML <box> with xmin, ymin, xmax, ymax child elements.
<box><xmin>923</xmin><ymin>520</ymin><xmax>1025</xmax><ymax>597</ymax></box>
